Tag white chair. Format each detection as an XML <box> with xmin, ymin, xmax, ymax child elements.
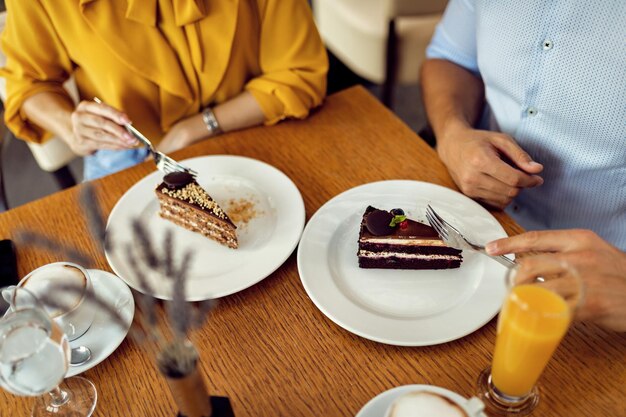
<box><xmin>313</xmin><ymin>0</ymin><xmax>448</xmax><ymax>106</ymax></box>
<box><xmin>0</xmin><ymin>10</ymin><xmax>78</xmax><ymax>207</ymax></box>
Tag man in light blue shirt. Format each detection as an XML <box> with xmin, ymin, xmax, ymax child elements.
<box><xmin>420</xmin><ymin>0</ymin><xmax>626</xmax><ymax>250</ymax></box>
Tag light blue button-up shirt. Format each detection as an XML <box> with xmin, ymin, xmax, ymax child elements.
<box><xmin>426</xmin><ymin>0</ymin><xmax>626</xmax><ymax>249</ymax></box>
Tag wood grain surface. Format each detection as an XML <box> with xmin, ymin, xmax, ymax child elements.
<box><xmin>0</xmin><ymin>87</ymin><xmax>624</xmax><ymax>417</ymax></box>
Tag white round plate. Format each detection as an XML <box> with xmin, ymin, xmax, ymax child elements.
<box><xmin>297</xmin><ymin>180</ymin><xmax>508</xmax><ymax>346</ymax></box>
<box><xmin>105</xmin><ymin>155</ymin><xmax>305</xmax><ymax>301</ymax></box>
<box><xmin>67</xmin><ymin>269</ymin><xmax>134</xmax><ymax>377</ymax></box>
<box><xmin>356</xmin><ymin>384</ymin><xmax>487</xmax><ymax>417</ymax></box>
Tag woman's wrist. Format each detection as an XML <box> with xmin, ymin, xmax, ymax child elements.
<box><xmin>161</xmin><ymin>111</ymin><xmax>216</xmax><ymax>151</ymax></box>
<box><xmin>201</xmin><ymin>107</ymin><xmax>222</xmax><ymax>137</ymax></box>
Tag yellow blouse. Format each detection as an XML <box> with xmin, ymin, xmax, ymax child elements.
<box><xmin>0</xmin><ymin>0</ymin><xmax>328</xmax><ymax>144</ymax></box>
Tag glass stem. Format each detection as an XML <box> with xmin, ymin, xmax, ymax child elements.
<box><xmin>48</xmin><ymin>385</ymin><xmax>70</xmax><ymax>407</ymax></box>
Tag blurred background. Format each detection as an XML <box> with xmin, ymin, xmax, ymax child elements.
<box><xmin>0</xmin><ymin>0</ymin><xmax>446</xmax><ymax>210</ymax></box>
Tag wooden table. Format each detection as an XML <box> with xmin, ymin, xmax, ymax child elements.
<box><xmin>1</xmin><ymin>87</ymin><xmax>624</xmax><ymax>416</ymax></box>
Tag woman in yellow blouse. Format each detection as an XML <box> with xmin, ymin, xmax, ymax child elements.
<box><xmin>1</xmin><ymin>0</ymin><xmax>328</xmax><ymax>179</ymax></box>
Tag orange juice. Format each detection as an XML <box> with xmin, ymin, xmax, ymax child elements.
<box><xmin>491</xmin><ymin>284</ymin><xmax>571</xmax><ymax>397</ymax></box>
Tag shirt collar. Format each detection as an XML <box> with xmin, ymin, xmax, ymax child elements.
<box><xmin>81</xmin><ymin>0</ymin><xmax>207</xmax><ymax>27</ymax></box>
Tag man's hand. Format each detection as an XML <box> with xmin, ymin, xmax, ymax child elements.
<box><xmin>69</xmin><ymin>101</ymin><xmax>137</xmax><ymax>155</ymax></box>
<box><xmin>437</xmin><ymin>126</ymin><xmax>544</xmax><ymax>209</ymax></box>
<box><xmin>487</xmin><ymin>230</ymin><xmax>626</xmax><ymax>332</ymax></box>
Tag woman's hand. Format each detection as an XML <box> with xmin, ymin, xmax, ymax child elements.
<box><xmin>437</xmin><ymin>125</ymin><xmax>544</xmax><ymax>209</ymax></box>
<box><xmin>487</xmin><ymin>230</ymin><xmax>626</xmax><ymax>332</ymax></box>
<box><xmin>68</xmin><ymin>101</ymin><xmax>137</xmax><ymax>155</ymax></box>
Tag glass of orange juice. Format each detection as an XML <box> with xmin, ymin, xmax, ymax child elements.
<box><xmin>477</xmin><ymin>260</ymin><xmax>583</xmax><ymax>415</ymax></box>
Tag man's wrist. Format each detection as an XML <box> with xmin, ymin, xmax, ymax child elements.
<box><xmin>437</xmin><ymin>118</ymin><xmax>472</xmax><ymax>144</ymax></box>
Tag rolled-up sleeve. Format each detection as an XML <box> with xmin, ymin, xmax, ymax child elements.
<box><xmin>426</xmin><ymin>0</ymin><xmax>479</xmax><ymax>75</ymax></box>
<box><xmin>0</xmin><ymin>0</ymin><xmax>73</xmax><ymax>143</ymax></box>
<box><xmin>245</xmin><ymin>0</ymin><xmax>328</xmax><ymax>125</ymax></box>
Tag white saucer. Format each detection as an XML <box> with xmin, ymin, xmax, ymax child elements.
<box><xmin>356</xmin><ymin>384</ymin><xmax>487</xmax><ymax>417</ymax></box>
<box><xmin>66</xmin><ymin>269</ymin><xmax>134</xmax><ymax>377</ymax></box>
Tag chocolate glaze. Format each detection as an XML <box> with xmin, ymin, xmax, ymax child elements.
<box><xmin>365</xmin><ymin>209</ymin><xmax>394</xmax><ymax>236</ymax></box>
<box><xmin>163</xmin><ymin>171</ymin><xmax>194</xmax><ymax>189</ymax></box>
<box><xmin>362</xmin><ymin>206</ymin><xmax>440</xmax><ymax>239</ymax></box>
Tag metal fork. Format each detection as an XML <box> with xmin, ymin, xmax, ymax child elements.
<box><xmin>93</xmin><ymin>97</ymin><xmax>198</xmax><ymax>177</ymax></box>
<box><xmin>425</xmin><ymin>204</ymin><xmax>516</xmax><ymax>268</ymax></box>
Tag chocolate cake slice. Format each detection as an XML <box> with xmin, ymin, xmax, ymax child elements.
<box><xmin>358</xmin><ymin>206</ymin><xmax>462</xmax><ymax>270</ymax></box>
<box><xmin>155</xmin><ymin>172</ymin><xmax>238</xmax><ymax>249</ymax></box>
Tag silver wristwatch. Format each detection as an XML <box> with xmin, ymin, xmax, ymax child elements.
<box><xmin>202</xmin><ymin>107</ymin><xmax>222</xmax><ymax>136</ymax></box>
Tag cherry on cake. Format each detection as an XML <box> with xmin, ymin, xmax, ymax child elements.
<box><xmin>358</xmin><ymin>206</ymin><xmax>462</xmax><ymax>270</ymax></box>
<box><xmin>155</xmin><ymin>172</ymin><xmax>238</xmax><ymax>249</ymax></box>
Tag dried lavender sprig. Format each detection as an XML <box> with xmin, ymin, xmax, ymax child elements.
<box><xmin>125</xmin><ymin>243</ymin><xmax>158</xmax><ymax>328</ymax></box>
<box><xmin>163</xmin><ymin>229</ymin><xmax>174</xmax><ymax>277</ymax></box>
<box><xmin>34</xmin><ymin>282</ymin><xmax>128</xmax><ymax>330</ymax></box>
<box><xmin>191</xmin><ymin>299</ymin><xmax>218</xmax><ymax>329</ymax></box>
<box><xmin>131</xmin><ymin>219</ymin><xmax>160</xmax><ymax>269</ymax></box>
<box><xmin>156</xmin><ymin>339</ymin><xmax>198</xmax><ymax>378</ymax></box>
<box><xmin>168</xmin><ymin>250</ymin><xmax>194</xmax><ymax>339</ymax></box>
<box><xmin>16</xmin><ymin>230</ymin><xmax>92</xmax><ymax>267</ymax></box>
<box><xmin>78</xmin><ymin>183</ymin><xmax>111</xmax><ymax>253</ymax></box>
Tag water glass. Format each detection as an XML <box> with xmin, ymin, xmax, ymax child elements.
<box><xmin>0</xmin><ymin>287</ymin><xmax>97</xmax><ymax>416</ymax></box>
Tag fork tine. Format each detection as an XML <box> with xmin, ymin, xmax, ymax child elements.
<box><xmin>426</xmin><ymin>205</ymin><xmax>442</xmax><ymax>227</ymax></box>
<box><xmin>172</xmin><ymin>162</ymin><xmax>198</xmax><ymax>177</ymax></box>
<box><xmin>428</xmin><ymin>204</ymin><xmax>463</xmax><ymax>235</ymax></box>
<box><xmin>159</xmin><ymin>154</ymin><xmax>177</xmax><ymax>169</ymax></box>
<box><xmin>427</xmin><ymin>204</ymin><xmax>446</xmax><ymax>225</ymax></box>
<box><xmin>425</xmin><ymin>208</ymin><xmax>448</xmax><ymax>239</ymax></box>
<box><xmin>163</xmin><ymin>155</ymin><xmax>192</xmax><ymax>174</ymax></box>
<box><xmin>428</xmin><ymin>208</ymin><xmax>449</xmax><ymax>239</ymax></box>
<box><xmin>164</xmin><ymin>159</ymin><xmax>197</xmax><ymax>177</ymax></box>
<box><xmin>429</xmin><ymin>218</ymin><xmax>448</xmax><ymax>241</ymax></box>
<box><xmin>159</xmin><ymin>158</ymin><xmax>177</xmax><ymax>174</ymax></box>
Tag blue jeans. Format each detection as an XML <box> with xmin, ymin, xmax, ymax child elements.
<box><xmin>83</xmin><ymin>148</ymin><xmax>149</xmax><ymax>181</ymax></box>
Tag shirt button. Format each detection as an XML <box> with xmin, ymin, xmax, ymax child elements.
<box><xmin>513</xmin><ymin>204</ymin><xmax>520</xmax><ymax>212</ymax></box>
<box><xmin>527</xmin><ymin>107</ymin><xmax>538</xmax><ymax>116</ymax></box>
<box><xmin>542</xmin><ymin>40</ymin><xmax>553</xmax><ymax>50</ymax></box>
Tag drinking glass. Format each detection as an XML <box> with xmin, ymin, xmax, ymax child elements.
<box><xmin>0</xmin><ymin>287</ymin><xmax>97</xmax><ymax>416</ymax></box>
<box><xmin>477</xmin><ymin>260</ymin><xmax>583</xmax><ymax>416</ymax></box>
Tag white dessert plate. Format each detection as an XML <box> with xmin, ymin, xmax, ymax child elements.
<box><xmin>105</xmin><ymin>155</ymin><xmax>305</xmax><ymax>301</ymax></box>
<box><xmin>297</xmin><ymin>180</ymin><xmax>508</xmax><ymax>346</ymax></box>
<box><xmin>356</xmin><ymin>384</ymin><xmax>487</xmax><ymax>417</ymax></box>
<box><xmin>67</xmin><ymin>269</ymin><xmax>134</xmax><ymax>377</ymax></box>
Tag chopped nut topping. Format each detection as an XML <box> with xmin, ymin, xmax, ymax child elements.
<box><xmin>159</xmin><ymin>183</ymin><xmax>228</xmax><ymax>220</ymax></box>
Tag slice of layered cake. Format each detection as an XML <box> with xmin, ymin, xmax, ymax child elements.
<box><xmin>358</xmin><ymin>206</ymin><xmax>462</xmax><ymax>270</ymax></box>
<box><xmin>155</xmin><ymin>172</ymin><xmax>238</xmax><ymax>249</ymax></box>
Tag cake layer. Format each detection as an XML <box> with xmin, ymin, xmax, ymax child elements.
<box><xmin>157</xmin><ymin>195</ymin><xmax>238</xmax><ymax>249</ymax></box>
<box><xmin>359</xmin><ymin>240</ymin><xmax>462</xmax><ymax>256</ymax></box>
<box><xmin>358</xmin><ymin>256</ymin><xmax>462</xmax><ymax>270</ymax></box>
<box><xmin>358</xmin><ymin>250</ymin><xmax>462</xmax><ymax>260</ymax></box>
